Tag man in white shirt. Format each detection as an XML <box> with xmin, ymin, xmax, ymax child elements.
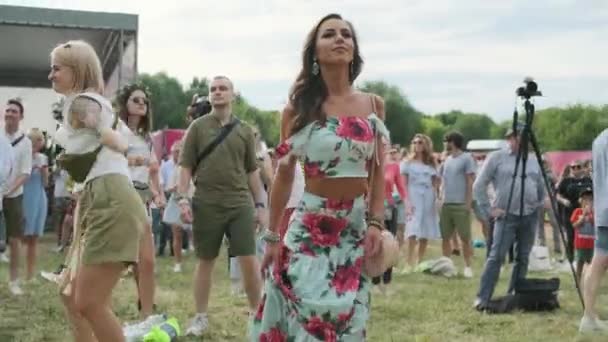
<box><xmin>157</xmin><ymin>146</ymin><xmax>178</xmax><ymax>256</ymax></box>
<box><xmin>0</xmin><ymin>130</ymin><xmax>14</xmax><ymax>257</ymax></box>
<box><xmin>2</xmin><ymin>98</ymin><xmax>33</xmax><ymax>296</ymax></box>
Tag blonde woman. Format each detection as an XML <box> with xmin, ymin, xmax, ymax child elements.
<box><xmin>22</xmin><ymin>128</ymin><xmax>49</xmax><ymax>281</ymax></box>
<box><xmin>400</xmin><ymin>134</ymin><xmax>441</xmax><ymax>272</ymax></box>
<box><xmin>50</xmin><ymin>40</ymin><xmax>146</xmax><ymax>342</ymax></box>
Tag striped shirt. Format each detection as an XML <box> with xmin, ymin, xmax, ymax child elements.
<box><xmin>473</xmin><ymin>147</ymin><xmax>545</xmax><ymax>220</ymax></box>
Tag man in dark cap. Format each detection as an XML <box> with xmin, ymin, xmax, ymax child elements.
<box><xmin>472</xmin><ymin>123</ymin><xmax>545</xmax><ymax>310</ymax></box>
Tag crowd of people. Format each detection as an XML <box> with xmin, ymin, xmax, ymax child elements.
<box><xmin>1</xmin><ymin>12</ymin><xmax>608</xmax><ymax>341</ymax></box>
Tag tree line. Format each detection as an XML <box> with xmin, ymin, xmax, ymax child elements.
<box><xmin>140</xmin><ymin>73</ymin><xmax>607</xmax><ymax>151</ymax></box>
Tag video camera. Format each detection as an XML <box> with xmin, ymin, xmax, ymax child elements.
<box><xmin>516</xmin><ymin>77</ymin><xmax>542</xmax><ymax>99</ymax></box>
<box><xmin>189</xmin><ymin>94</ymin><xmax>212</xmax><ymax>120</ymax></box>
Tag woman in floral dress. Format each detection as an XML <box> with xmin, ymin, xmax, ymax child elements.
<box><xmin>250</xmin><ymin>13</ymin><xmax>389</xmax><ymax>341</ymax></box>
<box><xmin>401</xmin><ymin>134</ymin><xmax>441</xmax><ymax>272</ymax></box>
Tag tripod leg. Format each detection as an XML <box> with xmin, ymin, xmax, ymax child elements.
<box><xmin>529</xmin><ymin>132</ymin><xmax>585</xmax><ymax>309</ymax></box>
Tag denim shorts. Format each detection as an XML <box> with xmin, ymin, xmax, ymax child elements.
<box><xmin>595</xmin><ymin>226</ymin><xmax>608</xmax><ymax>256</ymax></box>
<box><xmin>396</xmin><ymin>201</ymin><xmax>406</xmax><ymax>225</ymax></box>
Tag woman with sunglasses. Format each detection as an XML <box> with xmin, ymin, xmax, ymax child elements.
<box><xmin>400</xmin><ymin>134</ymin><xmax>441</xmax><ymax>273</ymax></box>
<box><xmin>557</xmin><ymin>160</ymin><xmax>593</xmax><ymax>262</ymax></box>
<box><xmin>50</xmin><ymin>40</ymin><xmax>146</xmax><ymax>342</ymax></box>
<box><xmin>115</xmin><ymin>83</ymin><xmax>167</xmax><ymax>337</ymax></box>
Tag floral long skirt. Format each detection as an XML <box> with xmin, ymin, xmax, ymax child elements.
<box><xmin>250</xmin><ymin>192</ymin><xmax>370</xmax><ymax>342</ymax></box>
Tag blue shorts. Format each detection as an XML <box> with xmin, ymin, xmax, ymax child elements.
<box><xmin>595</xmin><ymin>226</ymin><xmax>608</xmax><ymax>256</ymax></box>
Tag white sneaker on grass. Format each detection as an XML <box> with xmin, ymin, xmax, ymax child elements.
<box><xmin>463</xmin><ymin>267</ymin><xmax>473</xmax><ymax>278</ymax></box>
<box><xmin>579</xmin><ymin>315</ymin><xmax>608</xmax><ymax>334</ymax></box>
<box><xmin>40</xmin><ymin>271</ymin><xmax>59</xmax><ymax>283</ymax></box>
<box><xmin>0</xmin><ymin>252</ymin><xmax>9</xmax><ymax>263</ymax></box>
<box><xmin>173</xmin><ymin>263</ymin><xmax>182</xmax><ymax>273</ymax></box>
<box><xmin>9</xmin><ymin>281</ymin><xmax>23</xmax><ymax>296</ymax></box>
<box><xmin>185</xmin><ymin>313</ymin><xmax>209</xmax><ymax>336</ymax></box>
<box><xmin>124</xmin><ymin>314</ymin><xmax>167</xmax><ymax>341</ymax></box>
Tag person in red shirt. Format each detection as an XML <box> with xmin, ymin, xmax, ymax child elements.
<box><xmin>372</xmin><ymin>144</ymin><xmax>407</xmax><ymax>295</ymax></box>
<box><xmin>385</xmin><ymin>145</ymin><xmax>407</xmax><ymax>244</ymax></box>
<box><xmin>571</xmin><ymin>187</ymin><xmax>594</xmax><ymax>284</ymax></box>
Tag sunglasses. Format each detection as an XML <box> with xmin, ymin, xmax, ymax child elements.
<box><xmin>130</xmin><ymin>97</ymin><xmax>149</xmax><ymax>105</ymax></box>
<box><xmin>412</xmin><ymin>140</ymin><xmax>424</xmax><ymax>145</ymax></box>
<box><xmin>571</xmin><ymin>165</ymin><xmax>583</xmax><ymax>170</ymax></box>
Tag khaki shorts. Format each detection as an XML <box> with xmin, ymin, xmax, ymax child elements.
<box><xmin>192</xmin><ymin>202</ymin><xmax>255</xmax><ymax>260</ymax></box>
<box><xmin>79</xmin><ymin>174</ymin><xmax>146</xmax><ymax>265</ymax></box>
<box><xmin>3</xmin><ymin>195</ymin><xmax>24</xmax><ymax>239</ymax></box>
<box><xmin>440</xmin><ymin>203</ymin><xmax>472</xmax><ymax>241</ymax></box>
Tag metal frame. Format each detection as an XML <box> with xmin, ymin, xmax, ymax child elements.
<box><xmin>0</xmin><ymin>5</ymin><xmax>138</xmax><ymax>90</ymax></box>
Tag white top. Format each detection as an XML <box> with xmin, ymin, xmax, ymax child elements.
<box><xmin>160</xmin><ymin>158</ymin><xmax>175</xmax><ymax>192</ymax></box>
<box><xmin>54</xmin><ymin>169</ymin><xmax>71</xmax><ymax>198</ymax></box>
<box><xmin>169</xmin><ymin>165</ymin><xmax>194</xmax><ymax>198</ymax></box>
<box><xmin>54</xmin><ymin>92</ymin><xmax>131</xmax><ymax>184</ymax></box>
<box><xmin>32</xmin><ymin>153</ymin><xmax>49</xmax><ymax>170</ymax></box>
<box><xmin>4</xmin><ymin>129</ymin><xmax>33</xmax><ymax>198</ymax></box>
<box><xmin>125</xmin><ymin>130</ymin><xmax>153</xmax><ymax>184</ymax></box>
<box><xmin>286</xmin><ymin>161</ymin><xmax>305</xmax><ymax>209</ymax></box>
<box><xmin>0</xmin><ymin>132</ymin><xmax>14</xmax><ymax>209</ymax></box>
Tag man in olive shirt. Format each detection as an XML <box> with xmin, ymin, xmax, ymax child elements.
<box><xmin>177</xmin><ymin>76</ymin><xmax>266</xmax><ymax>336</ymax></box>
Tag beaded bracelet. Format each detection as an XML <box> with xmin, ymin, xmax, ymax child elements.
<box><xmin>367</xmin><ymin>218</ymin><xmax>386</xmax><ymax>231</ymax></box>
<box><xmin>262</xmin><ymin>229</ymin><xmax>281</xmax><ymax>243</ymax></box>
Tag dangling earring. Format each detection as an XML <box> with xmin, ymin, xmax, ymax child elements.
<box><xmin>312</xmin><ymin>58</ymin><xmax>320</xmax><ymax>76</ymax></box>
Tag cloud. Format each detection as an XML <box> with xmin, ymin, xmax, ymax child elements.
<box><xmin>2</xmin><ymin>0</ymin><xmax>607</xmax><ymax>121</ymax></box>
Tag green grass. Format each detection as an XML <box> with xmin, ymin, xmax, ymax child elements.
<box><xmin>1</xmin><ymin>224</ymin><xmax>607</xmax><ymax>342</ymax></box>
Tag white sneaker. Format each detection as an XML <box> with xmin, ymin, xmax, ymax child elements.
<box><xmin>182</xmin><ymin>248</ymin><xmax>188</xmax><ymax>256</ymax></box>
<box><xmin>9</xmin><ymin>281</ymin><xmax>23</xmax><ymax>296</ymax></box>
<box><xmin>124</xmin><ymin>314</ymin><xmax>167</xmax><ymax>341</ymax></box>
<box><xmin>463</xmin><ymin>267</ymin><xmax>474</xmax><ymax>279</ymax></box>
<box><xmin>185</xmin><ymin>313</ymin><xmax>209</xmax><ymax>337</ymax></box>
<box><xmin>400</xmin><ymin>265</ymin><xmax>413</xmax><ymax>275</ymax></box>
<box><xmin>173</xmin><ymin>263</ymin><xmax>182</xmax><ymax>273</ymax></box>
<box><xmin>0</xmin><ymin>253</ymin><xmax>9</xmax><ymax>263</ymax></box>
<box><xmin>579</xmin><ymin>315</ymin><xmax>608</xmax><ymax>334</ymax></box>
<box><xmin>40</xmin><ymin>271</ymin><xmax>59</xmax><ymax>283</ymax></box>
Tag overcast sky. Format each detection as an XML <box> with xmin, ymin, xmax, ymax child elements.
<box><xmin>2</xmin><ymin>0</ymin><xmax>608</xmax><ymax>122</ymax></box>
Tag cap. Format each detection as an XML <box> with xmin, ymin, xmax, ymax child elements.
<box><xmin>505</xmin><ymin>122</ymin><xmax>526</xmax><ymax>138</ymax></box>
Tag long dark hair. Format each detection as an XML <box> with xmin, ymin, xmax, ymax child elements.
<box><xmin>289</xmin><ymin>13</ymin><xmax>363</xmax><ymax>135</ymax></box>
<box><xmin>116</xmin><ymin>82</ymin><xmax>153</xmax><ymax>136</ymax></box>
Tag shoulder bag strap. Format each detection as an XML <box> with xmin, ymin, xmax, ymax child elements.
<box><xmin>11</xmin><ymin>134</ymin><xmax>25</xmax><ymax>147</ymax></box>
<box><xmin>194</xmin><ymin>117</ymin><xmax>241</xmax><ymax>171</ymax></box>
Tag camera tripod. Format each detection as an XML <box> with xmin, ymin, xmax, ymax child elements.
<box><xmin>503</xmin><ymin>89</ymin><xmax>585</xmax><ymax>309</ymax></box>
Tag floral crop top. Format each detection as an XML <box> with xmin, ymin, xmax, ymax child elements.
<box><xmin>274</xmin><ymin>113</ymin><xmax>389</xmax><ymax>178</ymax></box>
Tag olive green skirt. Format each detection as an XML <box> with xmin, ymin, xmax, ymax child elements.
<box><xmin>79</xmin><ymin>173</ymin><xmax>146</xmax><ymax>265</ymax></box>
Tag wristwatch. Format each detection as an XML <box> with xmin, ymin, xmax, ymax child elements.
<box><xmin>255</xmin><ymin>202</ymin><xmax>265</xmax><ymax>209</ymax></box>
